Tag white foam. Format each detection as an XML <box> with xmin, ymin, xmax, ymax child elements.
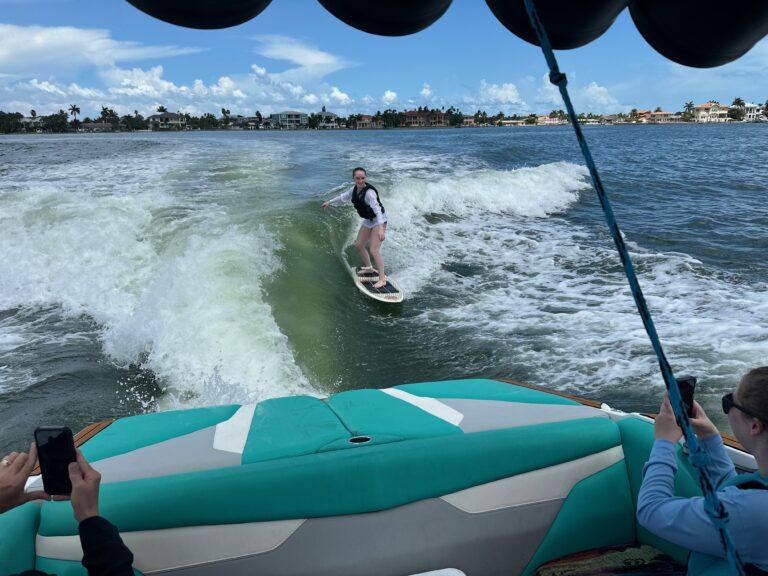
<box><xmin>381</xmin><ymin>162</ymin><xmax>590</xmax><ymax>294</ymax></box>
<box><xmin>0</xmin><ymin>138</ymin><xmax>313</xmax><ymax>406</ymax></box>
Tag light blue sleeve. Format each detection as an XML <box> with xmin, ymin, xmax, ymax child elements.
<box><xmin>637</xmin><ymin>439</ymin><xmax>768</xmax><ymax>565</ymax></box>
<box><xmin>699</xmin><ymin>434</ymin><xmax>737</xmax><ymax>489</ymax></box>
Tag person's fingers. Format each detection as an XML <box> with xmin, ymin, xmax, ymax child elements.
<box><xmin>20</xmin><ymin>444</ymin><xmax>38</xmax><ymax>477</ymax></box>
<box><xmin>77</xmin><ymin>450</ymin><xmax>101</xmax><ymax>483</ymax></box>
<box><xmin>51</xmin><ymin>494</ymin><xmax>71</xmax><ymax>501</ymax></box>
<box><xmin>68</xmin><ymin>461</ymin><xmax>84</xmax><ymax>487</ymax></box>
<box><xmin>21</xmin><ymin>490</ymin><xmax>50</xmax><ymax>503</ymax></box>
<box><xmin>76</xmin><ymin>450</ymin><xmax>95</xmax><ymax>476</ymax></box>
<box><xmin>10</xmin><ymin>452</ymin><xmax>28</xmax><ymax>474</ymax></box>
<box><xmin>691</xmin><ymin>400</ymin><xmax>708</xmax><ymax>418</ymax></box>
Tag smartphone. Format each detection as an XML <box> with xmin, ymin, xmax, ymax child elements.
<box><xmin>34</xmin><ymin>426</ymin><xmax>76</xmax><ymax>495</ymax></box>
<box><xmin>675</xmin><ymin>375</ymin><xmax>697</xmax><ymax>418</ymax></box>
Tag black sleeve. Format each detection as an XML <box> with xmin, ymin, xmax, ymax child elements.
<box><xmin>78</xmin><ymin>516</ymin><xmax>134</xmax><ymax>576</ymax></box>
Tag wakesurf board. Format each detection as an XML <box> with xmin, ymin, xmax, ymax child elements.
<box><xmin>351</xmin><ymin>266</ymin><xmax>404</xmax><ymax>303</ymax></box>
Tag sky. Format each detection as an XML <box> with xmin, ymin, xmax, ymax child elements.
<box><xmin>1</xmin><ymin>0</ymin><xmax>767</xmax><ymax>119</ymax></box>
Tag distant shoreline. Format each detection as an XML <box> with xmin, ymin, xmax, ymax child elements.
<box><xmin>3</xmin><ymin>121</ymin><xmax>767</xmax><ymax>137</ymax></box>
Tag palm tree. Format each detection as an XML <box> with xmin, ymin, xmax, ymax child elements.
<box><xmin>30</xmin><ymin>109</ymin><xmax>37</xmax><ymax>118</ymax></box>
<box><xmin>221</xmin><ymin>108</ymin><xmax>230</xmax><ymax>127</ymax></box>
<box><xmin>156</xmin><ymin>105</ymin><xmax>168</xmax><ymax>113</ymax></box>
<box><xmin>68</xmin><ymin>104</ymin><xmax>80</xmax><ymax>127</ymax></box>
<box><xmin>732</xmin><ymin>97</ymin><xmax>745</xmax><ymax>109</ymax></box>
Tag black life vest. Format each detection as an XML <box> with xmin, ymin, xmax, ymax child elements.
<box><xmin>351</xmin><ymin>184</ymin><xmax>384</xmax><ymax>220</ymax></box>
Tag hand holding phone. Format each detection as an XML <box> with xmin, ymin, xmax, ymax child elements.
<box><xmin>675</xmin><ymin>375</ymin><xmax>697</xmax><ymax>419</ymax></box>
<box><xmin>34</xmin><ymin>426</ymin><xmax>76</xmax><ymax>495</ymax></box>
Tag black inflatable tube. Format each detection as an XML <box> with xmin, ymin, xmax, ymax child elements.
<box><xmin>316</xmin><ymin>0</ymin><xmax>453</xmax><ymax>37</ymax></box>
<box><xmin>486</xmin><ymin>0</ymin><xmax>628</xmax><ymax>50</ymax></box>
<box><xmin>126</xmin><ymin>0</ymin><xmax>273</xmax><ymax>30</ymax></box>
<box><xmin>629</xmin><ymin>0</ymin><xmax>768</xmax><ymax>68</ymax></box>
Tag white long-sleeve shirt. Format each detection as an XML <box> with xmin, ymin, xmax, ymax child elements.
<box><xmin>328</xmin><ymin>185</ymin><xmax>386</xmax><ymax>226</ymax></box>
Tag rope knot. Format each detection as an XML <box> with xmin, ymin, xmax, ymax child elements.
<box><xmin>549</xmin><ymin>71</ymin><xmax>567</xmax><ymax>86</ymax></box>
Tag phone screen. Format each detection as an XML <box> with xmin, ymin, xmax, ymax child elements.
<box><xmin>34</xmin><ymin>427</ymin><xmax>76</xmax><ymax>495</ymax></box>
<box><xmin>676</xmin><ymin>376</ymin><xmax>697</xmax><ymax>418</ymax></box>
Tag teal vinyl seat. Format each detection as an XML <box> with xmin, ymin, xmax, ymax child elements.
<box><xmin>1</xmin><ymin>379</ymin><xmax>704</xmax><ymax>576</ymax></box>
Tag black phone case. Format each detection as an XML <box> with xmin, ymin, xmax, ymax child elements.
<box><xmin>34</xmin><ymin>426</ymin><xmax>76</xmax><ymax>495</ymax></box>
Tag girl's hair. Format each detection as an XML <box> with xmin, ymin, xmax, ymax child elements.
<box><xmin>352</xmin><ymin>167</ymin><xmax>367</xmax><ymax>177</ymax></box>
<box><xmin>740</xmin><ymin>366</ymin><xmax>768</xmax><ymax>419</ymax></box>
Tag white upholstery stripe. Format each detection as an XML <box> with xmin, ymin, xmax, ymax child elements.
<box><xmin>440</xmin><ymin>445</ymin><xmax>624</xmax><ymax>513</ymax></box>
<box><xmin>382</xmin><ymin>388</ymin><xmax>464</xmax><ymax>427</ymax></box>
<box><xmin>213</xmin><ymin>404</ymin><xmax>256</xmax><ymax>454</ymax></box>
<box><xmin>36</xmin><ymin>519</ymin><xmax>305</xmax><ymax>573</ymax></box>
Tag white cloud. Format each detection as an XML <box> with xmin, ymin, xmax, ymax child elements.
<box><xmin>101</xmin><ymin>65</ymin><xmax>180</xmax><ymax>98</ymax></box>
<box><xmin>253</xmin><ymin>35</ymin><xmax>350</xmax><ymax>84</ymax></box>
<box><xmin>478</xmin><ymin>79</ymin><xmax>522</xmax><ymax>105</ymax></box>
<box><xmin>251</xmin><ymin>64</ymin><xmax>267</xmax><ymax>76</ymax></box>
<box><xmin>382</xmin><ymin>90</ymin><xmax>397</xmax><ymax>105</ymax></box>
<box><xmin>0</xmin><ymin>24</ymin><xmax>202</xmax><ymax>76</ymax></box>
<box><xmin>29</xmin><ymin>79</ymin><xmax>66</xmax><ymax>96</ymax></box>
<box><xmin>68</xmin><ymin>83</ymin><xmax>106</xmax><ymax>99</ymax></box>
<box><xmin>302</xmin><ymin>93</ymin><xmax>319</xmax><ymax>105</ymax></box>
<box><xmin>329</xmin><ymin>86</ymin><xmax>351</xmax><ymax>105</ymax></box>
<box><xmin>420</xmin><ymin>83</ymin><xmax>432</xmax><ymax>98</ymax></box>
<box><xmin>578</xmin><ymin>81</ymin><xmax>620</xmax><ymax>112</ymax></box>
<box><xmin>535</xmin><ymin>73</ymin><xmax>562</xmax><ymax>107</ymax></box>
<box><xmin>362</xmin><ymin>95</ymin><xmax>374</xmax><ymax>105</ymax></box>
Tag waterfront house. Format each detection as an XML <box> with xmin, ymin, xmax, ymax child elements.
<box><xmin>147</xmin><ymin>112</ymin><xmax>187</xmax><ymax>130</ymax></box>
<box><xmin>316</xmin><ymin>110</ymin><xmax>338</xmax><ymax>129</ymax></box>
<box><xmin>81</xmin><ymin>122</ymin><xmax>114</xmax><ymax>133</ymax></box>
<box><xmin>462</xmin><ymin>117</ymin><xmax>476</xmax><ymax>126</ymax></box>
<box><xmin>743</xmin><ymin>102</ymin><xmax>763</xmax><ymax>122</ymax></box>
<box><xmin>402</xmin><ymin>110</ymin><xmax>448</xmax><ymax>127</ymax></box>
<box><xmin>19</xmin><ymin>116</ymin><xmax>43</xmax><ymax>132</ymax></box>
<box><xmin>648</xmin><ymin>110</ymin><xmax>674</xmax><ymax>123</ymax></box>
<box><xmin>693</xmin><ymin>101</ymin><xmax>730</xmax><ymax>123</ymax></box>
<box><xmin>536</xmin><ymin>116</ymin><xmax>564</xmax><ymax>126</ymax></box>
<box><xmin>270</xmin><ymin>111</ymin><xmax>308</xmax><ymax>129</ymax></box>
<box><xmin>355</xmin><ymin>115</ymin><xmax>383</xmax><ymax>129</ymax></box>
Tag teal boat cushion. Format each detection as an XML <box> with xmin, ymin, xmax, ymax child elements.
<box><xmin>397</xmin><ymin>379</ymin><xmax>581</xmax><ymax>405</ymax></box>
<box><xmin>242</xmin><ymin>396</ymin><xmax>351</xmax><ymax>464</ymax></box>
<box><xmin>326</xmin><ymin>388</ymin><xmax>463</xmax><ymax>439</ymax></box>
<box><xmin>522</xmin><ymin>460</ymin><xmax>636</xmax><ymax>575</ymax></box>
<box><xmin>35</xmin><ymin>557</ymin><xmax>144</xmax><ymax>576</ymax></box>
<box><xmin>39</xmin><ymin>417</ymin><xmax>621</xmax><ymax>536</ymax></box>
<box><xmin>0</xmin><ymin>502</ymin><xmax>39</xmax><ymax>574</ymax></box>
<box><xmin>82</xmin><ymin>405</ymin><xmax>240</xmax><ymax>462</ymax></box>
<box><xmin>617</xmin><ymin>417</ymin><xmax>702</xmax><ymax>563</ymax></box>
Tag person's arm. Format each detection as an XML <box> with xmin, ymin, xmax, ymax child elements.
<box><xmin>364</xmin><ymin>189</ymin><xmax>386</xmax><ymax>226</ymax></box>
<box><xmin>638</xmin><ymin>441</ymin><xmax>767</xmax><ymax>564</ymax></box>
<box><xmin>688</xmin><ymin>401</ymin><xmax>736</xmax><ymax>488</ymax></box>
<box><xmin>79</xmin><ymin>516</ymin><xmax>134</xmax><ymax>576</ymax></box>
<box><xmin>637</xmin><ymin>439</ymin><xmax>729</xmax><ymax>554</ymax></box>
<box><xmin>322</xmin><ymin>187</ymin><xmax>352</xmax><ymax>209</ymax></box>
<box><xmin>69</xmin><ymin>450</ymin><xmax>134</xmax><ymax>576</ymax></box>
<box><xmin>699</xmin><ymin>433</ymin><xmax>737</xmax><ymax>488</ymax></box>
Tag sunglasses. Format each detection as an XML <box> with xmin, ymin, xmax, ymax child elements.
<box><xmin>721</xmin><ymin>392</ymin><xmax>768</xmax><ymax>422</ymax></box>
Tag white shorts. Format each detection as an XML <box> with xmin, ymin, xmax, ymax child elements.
<box><xmin>360</xmin><ymin>216</ymin><xmax>387</xmax><ymax>230</ymax></box>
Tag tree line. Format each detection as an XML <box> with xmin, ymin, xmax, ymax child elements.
<box><xmin>2</xmin><ymin>97</ymin><xmax>766</xmax><ymax>134</ymax></box>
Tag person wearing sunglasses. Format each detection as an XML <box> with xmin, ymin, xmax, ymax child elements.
<box><xmin>637</xmin><ymin>367</ymin><xmax>768</xmax><ymax>575</ymax></box>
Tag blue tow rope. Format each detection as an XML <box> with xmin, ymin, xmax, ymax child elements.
<box><xmin>521</xmin><ymin>1</ymin><xmax>746</xmax><ymax>574</ymax></box>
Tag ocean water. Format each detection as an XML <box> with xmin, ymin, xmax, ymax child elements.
<box><xmin>1</xmin><ymin>124</ymin><xmax>766</xmax><ymax>452</ymax></box>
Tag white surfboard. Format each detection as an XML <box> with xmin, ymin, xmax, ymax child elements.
<box><xmin>350</xmin><ymin>266</ymin><xmax>404</xmax><ymax>303</ymax></box>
